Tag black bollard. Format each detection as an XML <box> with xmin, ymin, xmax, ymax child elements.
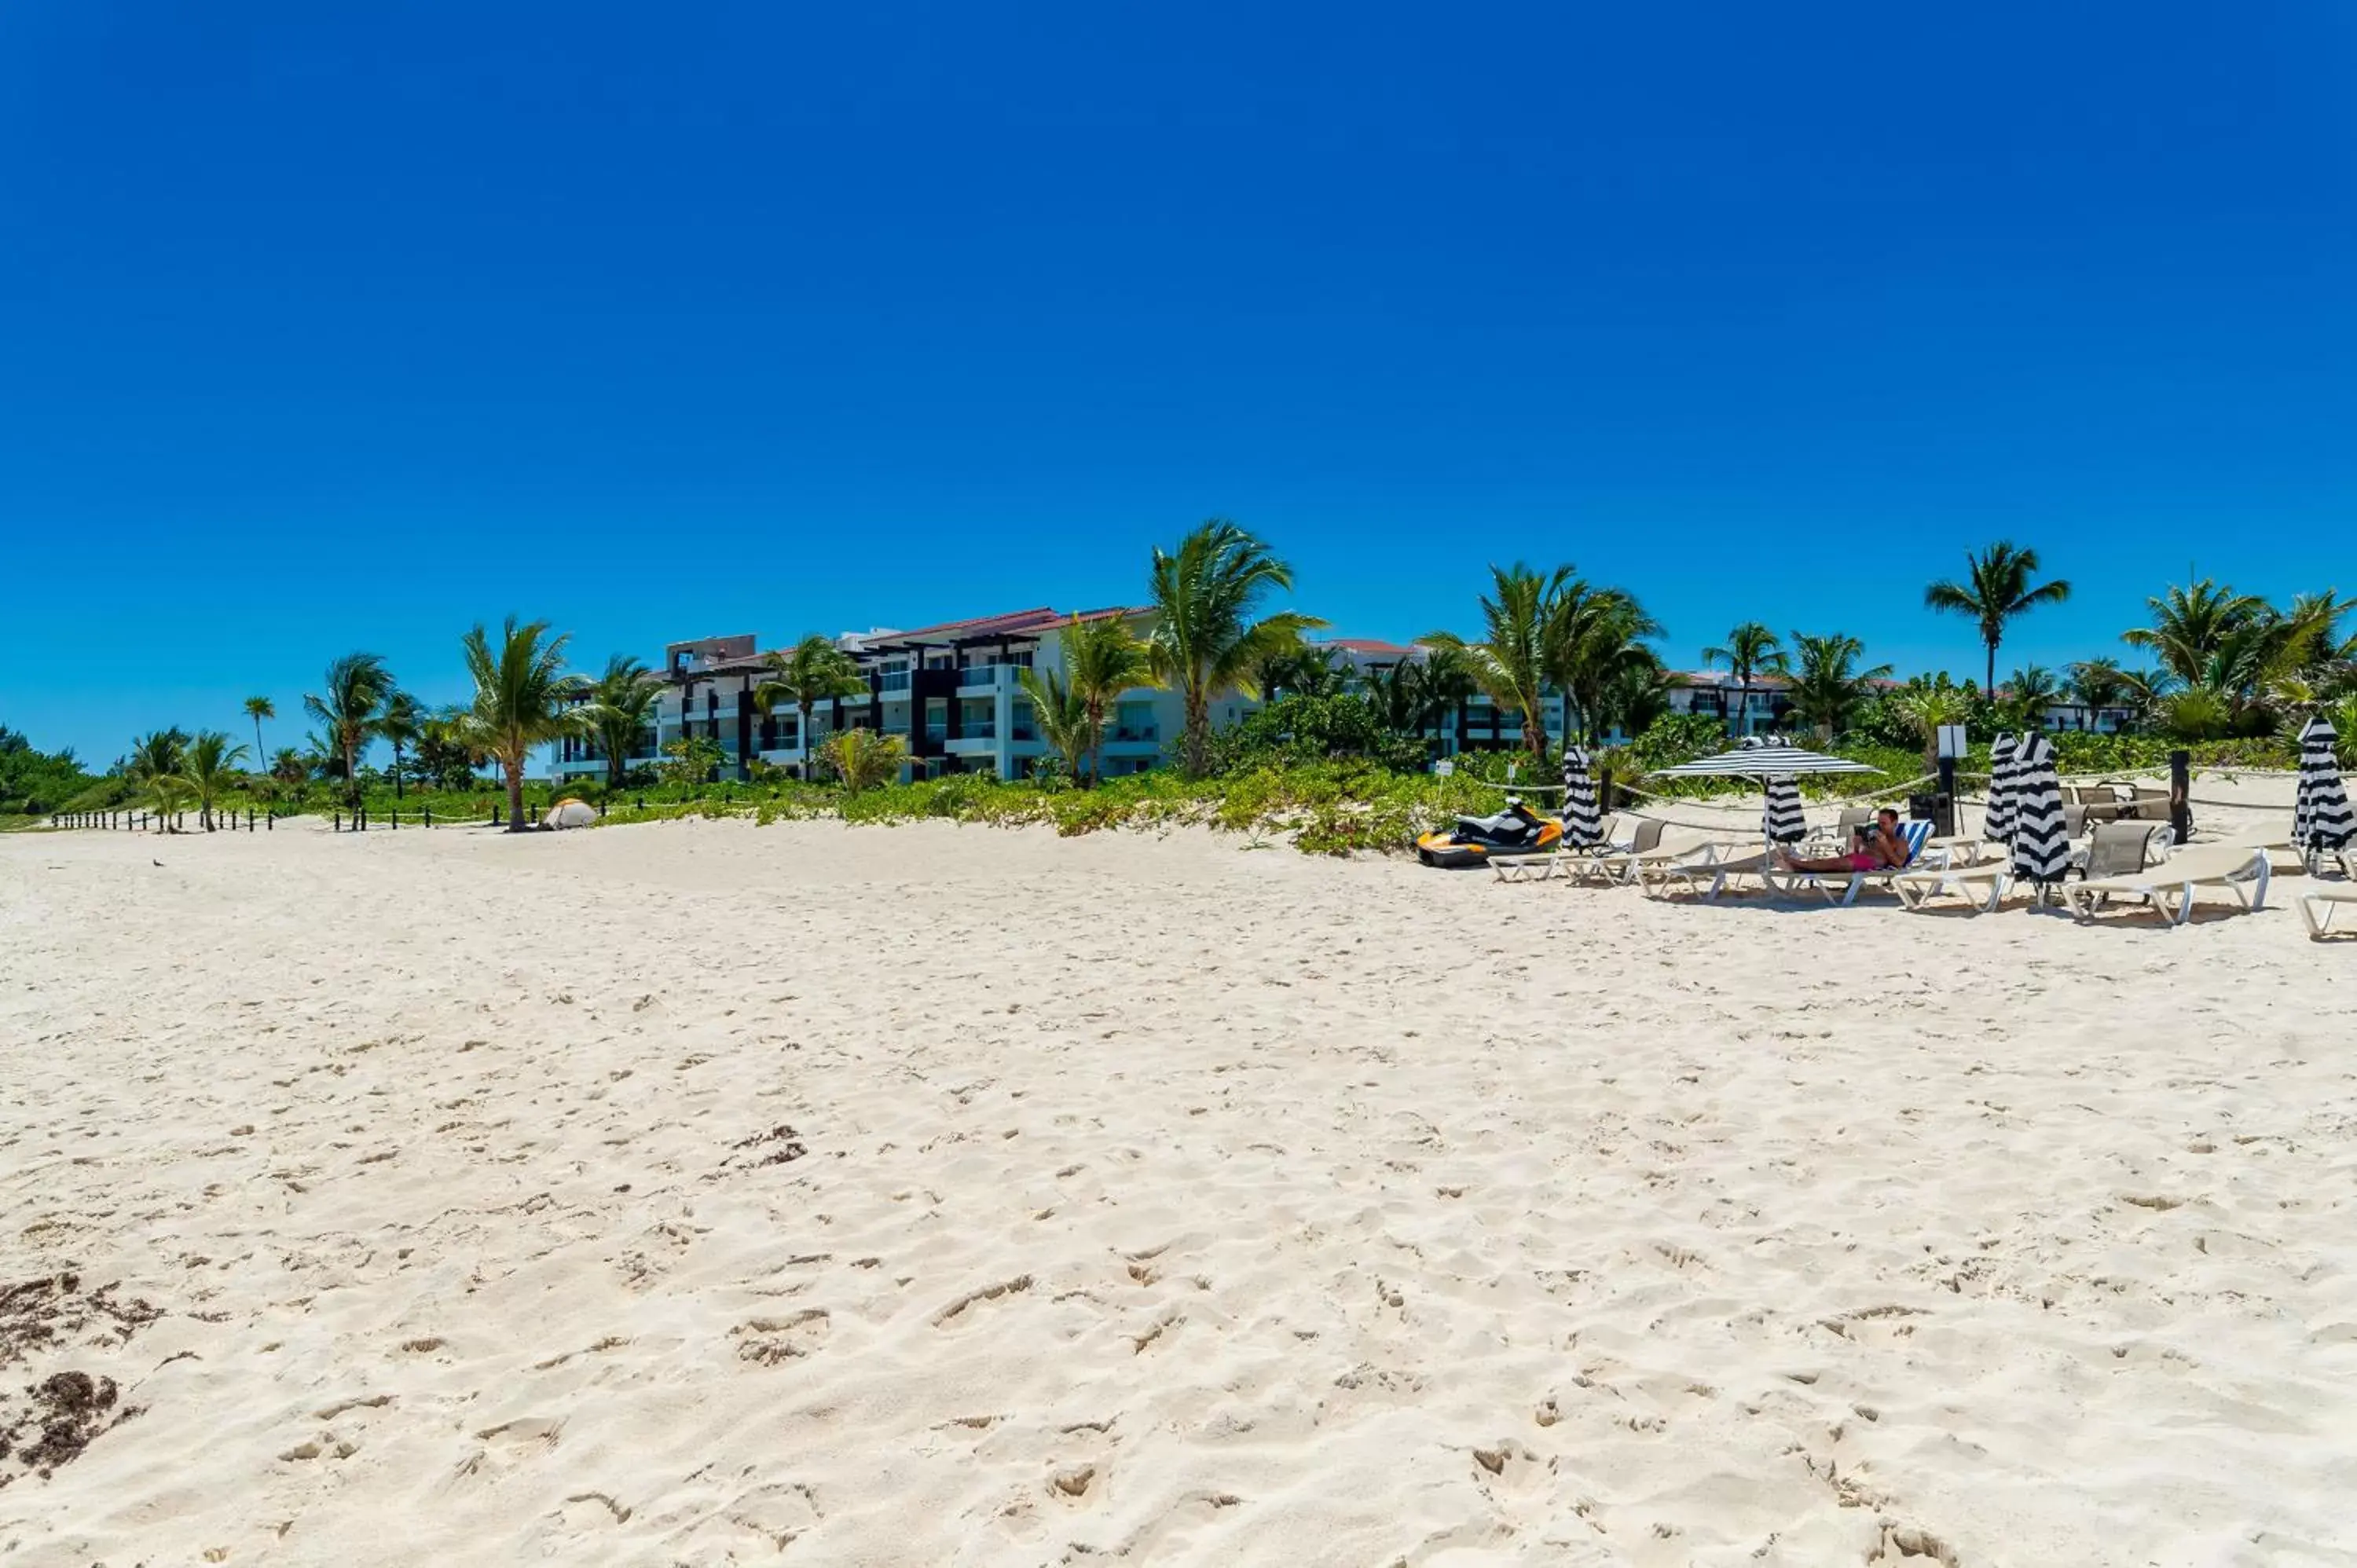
<box><xmin>266</xmin><ymin>810</ymin><xmax>273</xmax><ymax>831</ymax></box>
<box><xmin>423</xmin><ymin>806</ymin><xmax>432</xmax><ymax>828</ymax></box>
<box><xmin>2169</xmin><ymin>749</ymin><xmax>2192</xmax><ymax>845</ymax></box>
<box><xmin>334</xmin><ymin>810</ymin><xmax>343</xmax><ymax>832</ymax></box>
<box><xmin>492</xmin><ymin>803</ymin><xmax>502</xmax><ymax>827</ymax></box>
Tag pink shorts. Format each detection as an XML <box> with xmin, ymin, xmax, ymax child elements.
<box><xmin>1847</xmin><ymin>851</ymin><xmax>1879</xmax><ymax>871</ymax></box>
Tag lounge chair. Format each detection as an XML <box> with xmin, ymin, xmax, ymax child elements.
<box><xmin>1893</xmin><ymin>860</ymin><xmax>2014</xmax><ymax>914</ymax></box>
<box><xmin>2300</xmin><ymin>885</ymin><xmax>2357</xmax><ymax>940</ymax></box>
<box><xmin>1564</xmin><ymin>817</ymin><xmax>1669</xmax><ymax>885</ymax></box>
<box><xmin>2073</xmin><ymin>820</ymin><xmax>2173</xmax><ymax>880</ymax></box>
<box><xmin>1644</xmin><ymin>842</ymin><xmax>1779</xmax><ymax>902</ymax></box>
<box><xmin>2061</xmin><ymin>844</ymin><xmax>2272</xmax><ymax>927</ymax></box>
<box><xmin>1772</xmin><ymin>819</ymin><xmax>1940</xmax><ymax>906</ymax></box>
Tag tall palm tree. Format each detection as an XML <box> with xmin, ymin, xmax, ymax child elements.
<box><xmin>304</xmin><ymin>653</ymin><xmax>392</xmax><ymax>808</ymax></box>
<box><xmin>181</xmin><ymin>731</ymin><xmax>250</xmax><ymax>830</ymax></box>
<box><xmin>1700</xmin><ymin>622</ymin><xmax>1787</xmax><ymax>738</ymax></box>
<box><xmin>144</xmin><ymin>771</ymin><xmax>196</xmax><ymax>830</ymax></box>
<box><xmin>1553</xmin><ymin>584</ymin><xmax>1665</xmax><ymax>744</ymax></box>
<box><xmin>377</xmin><ymin>691</ymin><xmax>423</xmax><ymax>800</ymax></box>
<box><xmin>455</xmin><ymin>617</ymin><xmax>592</xmax><ymax>831</ymax></box>
<box><xmin>1923</xmin><ymin>542</ymin><xmax>2072</xmax><ymax>691</ymax></box>
<box><xmin>1017</xmin><ymin>666</ymin><xmax>1094</xmax><ymax>780</ymax></box>
<box><xmin>753</xmin><ymin>635</ymin><xmax>869</xmax><ymax>780</ymax></box>
<box><xmin>1887</xmin><ymin>678</ymin><xmax>1972</xmax><ymax>769</ymax></box>
<box><xmin>1784</xmin><ymin>632</ymin><xmax>1894</xmax><ymax>740</ymax></box>
<box><xmin>1243</xmin><ymin>628</ymin><xmax>1313</xmax><ymax>705</ymax></box>
<box><xmin>587</xmin><ymin>654</ymin><xmax>663</xmax><ymax>797</ymax></box>
<box><xmin>269</xmin><ymin>746</ymin><xmax>310</xmax><ymax>792</ymax></box>
<box><xmin>1146</xmin><ymin>519</ymin><xmax>1326</xmax><ymax>775</ymax></box>
<box><xmin>2121</xmin><ymin>578</ymin><xmax>2271</xmax><ymax>687</ymax></box>
<box><xmin>242</xmin><ymin>696</ymin><xmax>274</xmax><ymax>764</ymax></box>
<box><xmin>1424</xmin><ymin>563</ymin><xmax>1573</xmax><ymax>762</ymax></box>
<box><xmin>1053</xmin><ymin>613</ymin><xmax>1157</xmax><ymax>783</ymax></box>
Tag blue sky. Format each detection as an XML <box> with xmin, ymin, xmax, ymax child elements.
<box><xmin>3</xmin><ymin>2</ymin><xmax>2352</xmax><ymax>767</ymax></box>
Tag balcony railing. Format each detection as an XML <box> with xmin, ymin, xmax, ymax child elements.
<box><xmin>1110</xmin><ymin>727</ymin><xmax>1159</xmax><ymax>743</ymax></box>
<box><xmin>879</xmin><ymin>671</ymin><xmax>912</xmax><ymax>692</ymax></box>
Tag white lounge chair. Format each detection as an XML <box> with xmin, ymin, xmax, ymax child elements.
<box><xmin>2062</xmin><ymin>844</ymin><xmax>2273</xmax><ymax>927</ymax></box>
<box><xmin>1893</xmin><ymin>861</ymin><xmax>2014</xmax><ymax>914</ymax></box>
<box><xmin>1644</xmin><ymin>843</ymin><xmax>1777</xmax><ymax>902</ymax></box>
<box><xmin>2298</xmin><ymin>885</ymin><xmax>2357</xmax><ymax>940</ymax></box>
<box><xmin>1772</xmin><ymin>820</ymin><xmax>1939</xmax><ymax>907</ymax></box>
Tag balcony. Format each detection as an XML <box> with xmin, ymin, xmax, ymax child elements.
<box><xmin>1109</xmin><ymin>726</ymin><xmax>1159</xmax><ymax>744</ymax></box>
<box><xmin>879</xmin><ymin>670</ymin><xmax>912</xmax><ymax>693</ymax></box>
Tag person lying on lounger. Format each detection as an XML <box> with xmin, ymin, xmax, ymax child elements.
<box><xmin>1775</xmin><ymin>807</ymin><xmax>1915</xmax><ymax>874</ymax></box>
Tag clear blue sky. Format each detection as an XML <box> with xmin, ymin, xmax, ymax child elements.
<box><xmin>3</xmin><ymin>2</ymin><xmax>2352</xmax><ymax>767</ymax></box>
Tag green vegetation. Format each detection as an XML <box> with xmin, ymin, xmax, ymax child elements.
<box><xmin>1146</xmin><ymin>518</ymin><xmax>1325</xmax><ymax>775</ymax></box>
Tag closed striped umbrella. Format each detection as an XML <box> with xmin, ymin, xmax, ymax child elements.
<box><xmin>1982</xmin><ymin>732</ymin><xmax>2019</xmax><ymax>844</ymax></box>
<box><xmin>1560</xmin><ymin>744</ymin><xmax>1605</xmax><ymax>848</ymax></box>
<box><xmin>2293</xmin><ymin>715</ymin><xmax>2353</xmax><ymax>859</ymax></box>
<box><xmin>2009</xmin><ymin>733</ymin><xmax>2073</xmax><ymax>888</ymax></box>
<box><xmin>1648</xmin><ymin>739</ymin><xmax>1882</xmax><ymax>781</ymax></box>
<box><xmin>1762</xmin><ymin>773</ymin><xmax>1807</xmax><ymax>844</ymax></box>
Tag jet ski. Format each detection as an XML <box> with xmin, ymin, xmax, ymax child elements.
<box><xmin>1415</xmin><ymin>796</ymin><xmax>1564</xmax><ymax>867</ymax></box>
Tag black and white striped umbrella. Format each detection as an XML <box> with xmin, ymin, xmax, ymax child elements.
<box><xmin>1982</xmin><ymin>732</ymin><xmax>2019</xmax><ymax>844</ymax></box>
<box><xmin>2293</xmin><ymin>715</ymin><xmax>2353</xmax><ymax>854</ymax></box>
<box><xmin>2009</xmin><ymin>733</ymin><xmax>2073</xmax><ymax>885</ymax></box>
<box><xmin>1762</xmin><ymin>772</ymin><xmax>1807</xmax><ymax>844</ymax></box>
<box><xmin>1560</xmin><ymin>744</ymin><xmax>1606</xmax><ymax>848</ymax></box>
<box><xmin>1648</xmin><ymin>738</ymin><xmax>1881</xmax><ymax>781</ymax></box>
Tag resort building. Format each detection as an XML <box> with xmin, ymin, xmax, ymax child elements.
<box><xmin>548</xmin><ymin>608</ymin><xmax>1244</xmax><ymax>783</ymax></box>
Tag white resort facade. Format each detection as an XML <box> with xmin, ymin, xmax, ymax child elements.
<box><xmin>548</xmin><ymin>607</ymin><xmax>1248</xmax><ymax>785</ymax></box>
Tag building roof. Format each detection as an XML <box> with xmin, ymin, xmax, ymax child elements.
<box><xmin>1318</xmin><ymin>637</ymin><xmax>1427</xmax><ymax>658</ymax></box>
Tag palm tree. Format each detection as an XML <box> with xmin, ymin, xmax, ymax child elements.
<box><xmin>1243</xmin><ymin>629</ymin><xmax>1313</xmax><ymax>704</ymax></box>
<box><xmin>304</xmin><ymin>653</ymin><xmax>393</xmax><ymax>808</ymax></box>
<box><xmin>2003</xmin><ymin>665</ymin><xmax>2061</xmax><ymax>728</ymax></box>
<box><xmin>1414</xmin><ymin>644</ymin><xmax>1478</xmax><ymax>752</ymax></box>
<box><xmin>377</xmin><ymin>691</ymin><xmax>423</xmax><ymax>800</ymax></box>
<box><xmin>1886</xmin><ymin>678</ymin><xmax>1972</xmax><ymax>769</ymax></box>
<box><xmin>1145</xmin><ymin>519</ymin><xmax>1326</xmax><ymax>775</ymax></box>
<box><xmin>144</xmin><ymin>771</ymin><xmax>196</xmax><ymax>829</ymax></box>
<box><xmin>2121</xmin><ymin>578</ymin><xmax>2271</xmax><ymax>687</ymax></box>
<box><xmin>242</xmin><ymin>696</ymin><xmax>274</xmax><ymax>764</ymax></box>
<box><xmin>1017</xmin><ymin>666</ymin><xmax>1094</xmax><ymax>780</ymax></box>
<box><xmin>126</xmin><ymin>727</ymin><xmax>189</xmax><ymax>784</ymax></box>
<box><xmin>1054</xmin><ymin>613</ymin><xmax>1157</xmax><ymax>783</ymax></box>
<box><xmin>587</xmin><ymin>655</ymin><xmax>663</xmax><ymax>797</ymax></box>
<box><xmin>2066</xmin><ymin>657</ymin><xmax>2128</xmax><ymax>720</ymax></box>
<box><xmin>1553</xmin><ymin>584</ymin><xmax>1665</xmax><ymax>744</ymax></box>
<box><xmin>455</xmin><ymin>617</ymin><xmax>592</xmax><ymax>831</ymax></box>
<box><xmin>181</xmin><ymin>731</ymin><xmax>250</xmax><ymax>830</ymax></box>
<box><xmin>1784</xmin><ymin>632</ymin><xmax>1894</xmax><ymax>740</ymax></box>
<box><xmin>821</xmin><ymin>727</ymin><xmax>908</xmax><ymax>793</ymax></box>
<box><xmin>1923</xmin><ymin>542</ymin><xmax>2072</xmax><ymax>691</ymax></box>
<box><xmin>2117</xmin><ymin>667</ymin><xmax>2174</xmax><ymax>726</ymax></box>
<box><xmin>753</xmin><ymin>635</ymin><xmax>869</xmax><ymax>780</ymax></box>
<box><xmin>1424</xmin><ymin>563</ymin><xmax>1572</xmax><ymax>762</ymax></box>
<box><xmin>1699</xmin><ymin>622</ymin><xmax>1787</xmax><ymax>738</ymax></box>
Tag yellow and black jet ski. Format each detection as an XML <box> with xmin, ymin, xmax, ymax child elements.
<box><xmin>1415</xmin><ymin>796</ymin><xmax>1563</xmax><ymax>867</ymax></box>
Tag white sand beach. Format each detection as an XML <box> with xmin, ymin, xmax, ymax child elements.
<box><xmin>3</xmin><ymin>818</ymin><xmax>2354</xmax><ymax>1566</ymax></box>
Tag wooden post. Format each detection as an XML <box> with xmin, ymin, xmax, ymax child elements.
<box><xmin>423</xmin><ymin>806</ymin><xmax>432</xmax><ymax>828</ymax></box>
<box><xmin>492</xmin><ymin>803</ymin><xmax>502</xmax><ymax>827</ymax></box>
<box><xmin>2169</xmin><ymin>749</ymin><xmax>2192</xmax><ymax>844</ymax></box>
<box><xmin>266</xmin><ymin>810</ymin><xmax>273</xmax><ymax>830</ymax></box>
<box><xmin>1935</xmin><ymin>755</ymin><xmax>1958</xmax><ymax>837</ymax></box>
<box><xmin>334</xmin><ymin>810</ymin><xmax>343</xmax><ymax>832</ymax></box>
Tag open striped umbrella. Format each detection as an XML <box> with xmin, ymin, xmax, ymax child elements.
<box><xmin>2009</xmin><ymin>733</ymin><xmax>2073</xmax><ymax>890</ymax></box>
<box><xmin>1560</xmin><ymin>744</ymin><xmax>1606</xmax><ymax>848</ymax></box>
<box><xmin>1651</xmin><ymin>736</ymin><xmax>1874</xmax><ymax>851</ymax></box>
<box><xmin>1982</xmin><ymin>732</ymin><xmax>2019</xmax><ymax>844</ymax></box>
<box><xmin>2293</xmin><ymin>715</ymin><xmax>2353</xmax><ymax>859</ymax></box>
<box><xmin>1648</xmin><ymin>738</ymin><xmax>1882</xmax><ymax>782</ymax></box>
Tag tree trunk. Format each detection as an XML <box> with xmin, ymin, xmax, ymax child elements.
<box><xmin>343</xmin><ymin>735</ymin><xmax>360</xmax><ymax>809</ymax></box>
<box><xmin>1985</xmin><ymin>642</ymin><xmax>1996</xmax><ymax>694</ymax></box>
<box><xmin>505</xmin><ymin>758</ymin><xmax>527</xmax><ymax>831</ymax></box>
<box><xmin>394</xmin><ymin>744</ymin><xmax>405</xmax><ymax>799</ymax></box>
<box><xmin>801</xmin><ymin>700</ymin><xmax>816</xmax><ymax>781</ymax></box>
<box><xmin>1183</xmin><ymin>687</ymin><xmax>1209</xmax><ymax>776</ymax></box>
<box><xmin>1735</xmin><ymin>679</ymin><xmax>1749</xmax><ymax>738</ymax></box>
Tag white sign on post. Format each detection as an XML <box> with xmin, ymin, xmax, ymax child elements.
<box><xmin>1434</xmin><ymin>757</ymin><xmax>1455</xmax><ymax>777</ymax></box>
<box><xmin>1936</xmin><ymin>724</ymin><xmax>1968</xmax><ymax>760</ymax></box>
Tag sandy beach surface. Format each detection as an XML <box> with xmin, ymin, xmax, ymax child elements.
<box><xmin>3</xmin><ymin>815</ymin><xmax>2353</xmax><ymax>1566</ymax></box>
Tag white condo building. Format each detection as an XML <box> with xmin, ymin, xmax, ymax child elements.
<box><xmin>548</xmin><ymin>606</ymin><xmax>1252</xmax><ymax>785</ymax></box>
